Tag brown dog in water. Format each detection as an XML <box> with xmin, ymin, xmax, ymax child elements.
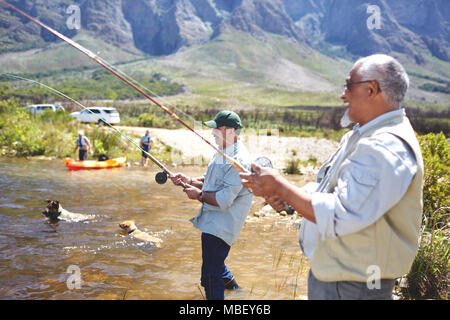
<box><xmin>119</xmin><ymin>220</ymin><xmax>162</xmax><ymax>248</ymax></box>
<box><xmin>42</xmin><ymin>200</ymin><xmax>94</xmax><ymax>222</ymax></box>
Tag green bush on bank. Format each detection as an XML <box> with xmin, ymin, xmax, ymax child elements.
<box><xmin>400</xmin><ymin>132</ymin><xmax>449</xmax><ymax>300</ymax></box>
<box><xmin>0</xmin><ymin>99</ymin><xmax>45</xmax><ymax>156</ymax></box>
<box><xmin>0</xmin><ymin>98</ymin><xmax>82</xmax><ymax>157</ymax></box>
<box><xmin>87</xmin><ymin>125</ymin><xmax>127</xmax><ymax>159</ymax></box>
<box><xmin>283</xmin><ymin>158</ymin><xmax>301</xmax><ymax>175</ymax></box>
<box><xmin>137</xmin><ymin>112</ymin><xmax>179</xmax><ymax>129</ymax></box>
<box><xmin>418</xmin><ymin>132</ymin><xmax>450</xmax><ymax>227</ymax></box>
<box><xmin>138</xmin><ymin>113</ymin><xmax>157</xmax><ymax>127</ymax></box>
<box><xmin>38</xmin><ymin>109</ymin><xmax>74</xmax><ymax>124</ymax></box>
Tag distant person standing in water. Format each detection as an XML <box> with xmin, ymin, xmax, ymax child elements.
<box><xmin>140</xmin><ymin>130</ymin><xmax>152</xmax><ymax>166</ymax></box>
<box><xmin>74</xmin><ymin>130</ymin><xmax>92</xmax><ymax>161</ymax></box>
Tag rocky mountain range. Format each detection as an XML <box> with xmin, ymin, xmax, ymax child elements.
<box><xmin>0</xmin><ymin>0</ymin><xmax>448</xmax><ymax>63</ymax></box>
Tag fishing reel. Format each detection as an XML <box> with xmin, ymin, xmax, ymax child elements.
<box><xmin>155</xmin><ymin>171</ymin><xmax>168</xmax><ymax>184</ymax></box>
<box><xmin>253</xmin><ymin>156</ymin><xmax>295</xmax><ymax>215</ymax></box>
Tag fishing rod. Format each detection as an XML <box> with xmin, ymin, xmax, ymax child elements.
<box><xmin>1</xmin><ymin>2</ymin><xmax>295</xmax><ymax>213</ymax></box>
<box><xmin>3</xmin><ymin>73</ymin><xmax>186</xmax><ymax>187</ymax></box>
<box><xmin>0</xmin><ymin>0</ymin><xmax>247</xmax><ymax>174</ymax></box>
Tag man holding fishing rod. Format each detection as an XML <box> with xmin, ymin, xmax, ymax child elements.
<box><xmin>170</xmin><ymin>110</ymin><xmax>254</xmax><ymax>300</ymax></box>
<box><xmin>240</xmin><ymin>54</ymin><xmax>424</xmax><ymax>300</ymax></box>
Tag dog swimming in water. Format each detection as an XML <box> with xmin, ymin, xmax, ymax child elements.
<box><xmin>119</xmin><ymin>220</ymin><xmax>162</xmax><ymax>248</ymax></box>
<box><xmin>42</xmin><ymin>200</ymin><xmax>94</xmax><ymax>222</ymax></box>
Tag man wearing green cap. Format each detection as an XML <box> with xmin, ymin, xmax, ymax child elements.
<box><xmin>170</xmin><ymin>110</ymin><xmax>254</xmax><ymax>300</ymax></box>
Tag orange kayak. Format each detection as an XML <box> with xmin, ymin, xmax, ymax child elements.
<box><xmin>64</xmin><ymin>157</ymin><xmax>127</xmax><ymax>170</ymax></box>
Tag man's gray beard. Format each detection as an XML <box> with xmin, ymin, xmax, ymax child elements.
<box><xmin>340</xmin><ymin>108</ymin><xmax>353</xmax><ymax>128</ymax></box>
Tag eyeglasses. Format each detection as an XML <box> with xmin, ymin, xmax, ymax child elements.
<box><xmin>343</xmin><ymin>80</ymin><xmax>377</xmax><ymax>92</ymax></box>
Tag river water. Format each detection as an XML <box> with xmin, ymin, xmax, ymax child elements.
<box><xmin>0</xmin><ymin>157</ymin><xmax>311</xmax><ymax>300</ymax></box>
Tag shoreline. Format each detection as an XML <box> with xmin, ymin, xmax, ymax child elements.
<box><xmin>6</xmin><ymin>126</ymin><xmax>339</xmax><ymax>173</ymax></box>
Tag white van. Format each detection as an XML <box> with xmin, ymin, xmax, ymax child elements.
<box><xmin>70</xmin><ymin>107</ymin><xmax>120</xmax><ymax>125</ymax></box>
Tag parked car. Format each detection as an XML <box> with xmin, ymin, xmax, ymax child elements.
<box><xmin>70</xmin><ymin>107</ymin><xmax>120</xmax><ymax>125</ymax></box>
<box><xmin>25</xmin><ymin>104</ymin><xmax>65</xmax><ymax>115</ymax></box>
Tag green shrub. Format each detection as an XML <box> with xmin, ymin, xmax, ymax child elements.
<box><xmin>400</xmin><ymin>133</ymin><xmax>450</xmax><ymax>300</ymax></box>
<box><xmin>401</xmin><ymin>208</ymin><xmax>449</xmax><ymax>300</ymax></box>
<box><xmin>0</xmin><ymin>83</ymin><xmax>10</xmax><ymax>100</ymax></box>
<box><xmin>283</xmin><ymin>158</ymin><xmax>301</xmax><ymax>175</ymax></box>
<box><xmin>0</xmin><ymin>100</ymin><xmax>46</xmax><ymax>156</ymax></box>
<box><xmin>0</xmin><ymin>97</ymin><xmax>21</xmax><ymax>114</ymax></box>
<box><xmin>38</xmin><ymin>109</ymin><xmax>74</xmax><ymax>124</ymax></box>
<box><xmin>138</xmin><ymin>113</ymin><xmax>156</xmax><ymax>127</ymax></box>
<box><xmin>418</xmin><ymin>132</ymin><xmax>449</xmax><ymax>228</ymax></box>
<box><xmin>86</xmin><ymin>126</ymin><xmax>129</xmax><ymax>159</ymax></box>
<box><xmin>305</xmin><ymin>155</ymin><xmax>318</xmax><ymax>166</ymax></box>
<box><xmin>40</xmin><ymin>126</ymin><xmax>76</xmax><ymax>158</ymax></box>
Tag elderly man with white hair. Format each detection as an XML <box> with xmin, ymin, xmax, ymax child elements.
<box><xmin>240</xmin><ymin>54</ymin><xmax>424</xmax><ymax>300</ymax></box>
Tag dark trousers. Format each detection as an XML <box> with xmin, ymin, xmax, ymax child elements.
<box><xmin>141</xmin><ymin>144</ymin><xmax>150</xmax><ymax>158</ymax></box>
<box><xmin>307</xmin><ymin>269</ymin><xmax>395</xmax><ymax>300</ymax></box>
<box><xmin>78</xmin><ymin>149</ymin><xmax>87</xmax><ymax>161</ymax></box>
<box><xmin>200</xmin><ymin>232</ymin><xmax>233</xmax><ymax>300</ymax></box>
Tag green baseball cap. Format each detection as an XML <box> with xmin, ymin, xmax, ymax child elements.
<box><xmin>204</xmin><ymin>110</ymin><xmax>243</xmax><ymax>129</ymax></box>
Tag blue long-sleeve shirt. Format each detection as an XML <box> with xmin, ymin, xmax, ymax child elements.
<box><xmin>190</xmin><ymin>140</ymin><xmax>254</xmax><ymax>246</ymax></box>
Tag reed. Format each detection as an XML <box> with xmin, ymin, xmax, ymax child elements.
<box><xmin>197</xmin><ymin>284</ymin><xmax>206</xmax><ymax>300</ymax></box>
<box><xmin>283</xmin><ymin>158</ymin><xmax>301</xmax><ymax>175</ymax></box>
<box><xmin>400</xmin><ymin>208</ymin><xmax>449</xmax><ymax>299</ymax></box>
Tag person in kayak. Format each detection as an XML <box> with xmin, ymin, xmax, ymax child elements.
<box><xmin>74</xmin><ymin>130</ymin><xmax>93</xmax><ymax>161</ymax></box>
<box><xmin>170</xmin><ymin>110</ymin><xmax>254</xmax><ymax>300</ymax></box>
<box><xmin>140</xmin><ymin>130</ymin><xmax>152</xmax><ymax>166</ymax></box>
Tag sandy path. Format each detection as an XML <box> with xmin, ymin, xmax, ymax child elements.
<box><xmin>116</xmin><ymin>126</ymin><xmax>338</xmax><ymax>171</ymax></box>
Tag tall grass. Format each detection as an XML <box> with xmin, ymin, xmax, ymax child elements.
<box><xmin>270</xmin><ymin>247</ymin><xmax>308</xmax><ymax>299</ymax></box>
<box><xmin>399</xmin><ymin>133</ymin><xmax>449</xmax><ymax>299</ymax></box>
<box><xmin>401</xmin><ymin>208</ymin><xmax>449</xmax><ymax>299</ymax></box>
<box><xmin>283</xmin><ymin>158</ymin><xmax>301</xmax><ymax>175</ymax></box>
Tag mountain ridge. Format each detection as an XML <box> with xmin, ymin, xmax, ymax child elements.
<box><xmin>0</xmin><ymin>0</ymin><xmax>449</xmax><ymax>108</ymax></box>
<box><xmin>1</xmin><ymin>0</ymin><xmax>448</xmax><ymax>62</ymax></box>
